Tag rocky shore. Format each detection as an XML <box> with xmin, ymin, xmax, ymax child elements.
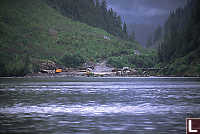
<box><xmin>26</xmin><ymin>60</ymin><xmax>199</xmax><ymax>78</ymax></box>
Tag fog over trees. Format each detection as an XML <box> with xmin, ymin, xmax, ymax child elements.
<box><xmin>106</xmin><ymin>0</ymin><xmax>186</xmax><ymax>46</ymax></box>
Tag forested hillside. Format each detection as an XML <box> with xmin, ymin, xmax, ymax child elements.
<box><xmin>148</xmin><ymin>0</ymin><xmax>200</xmax><ymax>76</ymax></box>
<box><xmin>0</xmin><ymin>0</ymin><xmax>154</xmax><ymax>76</ymax></box>
<box><xmin>46</xmin><ymin>0</ymin><xmax>133</xmax><ymax>40</ymax></box>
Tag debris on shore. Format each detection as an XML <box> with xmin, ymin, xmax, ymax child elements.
<box><xmin>27</xmin><ymin>60</ymin><xmax>164</xmax><ymax>77</ymax></box>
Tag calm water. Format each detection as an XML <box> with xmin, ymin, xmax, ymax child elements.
<box><xmin>0</xmin><ymin>77</ymin><xmax>200</xmax><ymax>134</ymax></box>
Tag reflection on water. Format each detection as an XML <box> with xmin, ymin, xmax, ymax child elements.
<box><xmin>0</xmin><ymin>77</ymin><xmax>200</xmax><ymax>134</ymax></box>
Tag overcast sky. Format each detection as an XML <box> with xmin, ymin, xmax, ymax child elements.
<box><xmin>106</xmin><ymin>0</ymin><xmax>186</xmax><ymax>45</ymax></box>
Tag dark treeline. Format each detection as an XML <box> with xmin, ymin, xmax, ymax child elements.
<box><xmin>46</xmin><ymin>0</ymin><xmax>135</xmax><ymax>41</ymax></box>
<box><xmin>146</xmin><ymin>25</ymin><xmax>162</xmax><ymax>48</ymax></box>
<box><xmin>151</xmin><ymin>0</ymin><xmax>200</xmax><ymax>63</ymax></box>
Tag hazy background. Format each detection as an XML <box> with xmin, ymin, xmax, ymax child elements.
<box><xmin>106</xmin><ymin>0</ymin><xmax>187</xmax><ymax>46</ymax></box>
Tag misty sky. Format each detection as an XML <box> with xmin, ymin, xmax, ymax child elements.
<box><xmin>106</xmin><ymin>0</ymin><xmax>186</xmax><ymax>45</ymax></box>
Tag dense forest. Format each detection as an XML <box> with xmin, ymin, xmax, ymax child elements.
<box><xmin>46</xmin><ymin>0</ymin><xmax>135</xmax><ymax>41</ymax></box>
<box><xmin>150</xmin><ymin>0</ymin><xmax>200</xmax><ymax>76</ymax></box>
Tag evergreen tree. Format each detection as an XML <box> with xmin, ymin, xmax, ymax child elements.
<box><xmin>72</xmin><ymin>0</ymin><xmax>80</xmax><ymax>20</ymax></box>
<box><xmin>123</xmin><ymin>22</ymin><xmax>128</xmax><ymax>39</ymax></box>
<box><xmin>101</xmin><ymin>0</ymin><xmax>107</xmax><ymax>13</ymax></box>
<box><xmin>95</xmin><ymin>0</ymin><xmax>100</xmax><ymax>8</ymax></box>
<box><xmin>153</xmin><ymin>25</ymin><xmax>162</xmax><ymax>43</ymax></box>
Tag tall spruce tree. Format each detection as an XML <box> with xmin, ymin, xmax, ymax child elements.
<box><xmin>123</xmin><ymin>22</ymin><xmax>128</xmax><ymax>39</ymax></box>
<box><xmin>153</xmin><ymin>26</ymin><xmax>162</xmax><ymax>43</ymax></box>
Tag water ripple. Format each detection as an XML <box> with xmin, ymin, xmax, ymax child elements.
<box><xmin>1</xmin><ymin>103</ymin><xmax>199</xmax><ymax>116</ymax></box>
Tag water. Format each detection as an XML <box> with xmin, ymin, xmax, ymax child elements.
<box><xmin>0</xmin><ymin>77</ymin><xmax>200</xmax><ymax>134</ymax></box>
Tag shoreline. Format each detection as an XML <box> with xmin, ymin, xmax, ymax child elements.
<box><xmin>1</xmin><ymin>75</ymin><xmax>200</xmax><ymax>80</ymax></box>
<box><xmin>1</xmin><ymin>72</ymin><xmax>200</xmax><ymax>79</ymax></box>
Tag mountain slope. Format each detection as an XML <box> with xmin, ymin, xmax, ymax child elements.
<box><xmin>0</xmin><ymin>0</ymin><xmax>151</xmax><ymax>76</ymax></box>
